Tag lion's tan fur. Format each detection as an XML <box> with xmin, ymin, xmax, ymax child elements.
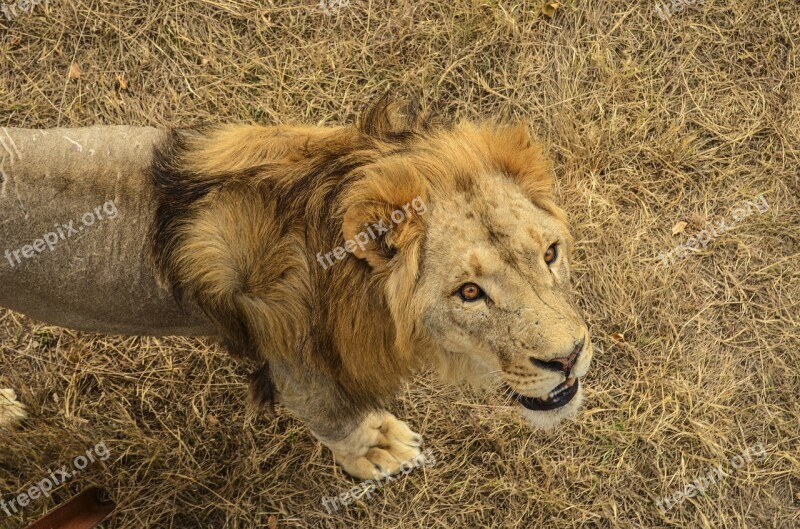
<box><xmin>0</xmin><ymin>389</ymin><xmax>26</xmax><ymax>429</ymax></box>
<box><xmin>150</xmin><ymin>100</ymin><xmax>589</xmax><ymax>436</ymax></box>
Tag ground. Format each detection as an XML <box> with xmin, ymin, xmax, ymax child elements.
<box><xmin>1</xmin><ymin>0</ymin><xmax>798</xmax><ymax>528</ymax></box>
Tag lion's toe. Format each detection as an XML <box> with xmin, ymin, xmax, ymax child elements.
<box><xmin>338</xmin><ymin>442</ymin><xmax>423</xmax><ymax>480</ymax></box>
<box><xmin>368</xmin><ymin>442</ymin><xmax>421</xmax><ymax>476</ymax></box>
<box><xmin>380</xmin><ymin>413</ymin><xmax>423</xmax><ymax>448</ymax></box>
<box><xmin>0</xmin><ymin>388</ymin><xmax>26</xmax><ymax>429</ymax></box>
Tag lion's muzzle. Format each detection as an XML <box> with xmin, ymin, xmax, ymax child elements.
<box><xmin>528</xmin><ymin>337</ymin><xmax>585</xmax><ymax>377</ymax></box>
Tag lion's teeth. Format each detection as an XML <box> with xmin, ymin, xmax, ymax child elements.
<box><xmin>548</xmin><ymin>383</ymin><xmax>571</xmax><ymax>400</ymax></box>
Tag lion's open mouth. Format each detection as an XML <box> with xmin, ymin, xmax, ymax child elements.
<box><xmin>507</xmin><ymin>377</ymin><xmax>579</xmax><ymax>411</ymax></box>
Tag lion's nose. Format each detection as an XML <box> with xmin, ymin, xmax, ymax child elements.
<box><xmin>529</xmin><ymin>338</ymin><xmax>584</xmax><ymax>376</ymax></box>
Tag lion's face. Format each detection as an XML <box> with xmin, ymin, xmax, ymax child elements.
<box><xmin>340</xmin><ymin>117</ymin><xmax>591</xmax><ymax>429</ymax></box>
<box><xmin>416</xmin><ymin>172</ymin><xmax>592</xmax><ymax>430</ymax></box>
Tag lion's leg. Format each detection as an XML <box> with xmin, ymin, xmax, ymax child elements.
<box><xmin>0</xmin><ymin>388</ymin><xmax>26</xmax><ymax>429</ymax></box>
<box><xmin>268</xmin><ymin>362</ymin><xmax>423</xmax><ymax>480</ymax></box>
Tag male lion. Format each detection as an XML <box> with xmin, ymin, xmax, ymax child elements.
<box><xmin>0</xmin><ymin>100</ymin><xmax>592</xmax><ymax>479</ymax></box>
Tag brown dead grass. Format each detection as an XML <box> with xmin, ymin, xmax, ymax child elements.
<box><xmin>1</xmin><ymin>0</ymin><xmax>799</xmax><ymax>527</ymax></box>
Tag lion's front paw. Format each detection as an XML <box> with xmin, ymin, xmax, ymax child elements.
<box><xmin>323</xmin><ymin>412</ymin><xmax>423</xmax><ymax>480</ymax></box>
<box><xmin>0</xmin><ymin>388</ymin><xmax>26</xmax><ymax>429</ymax></box>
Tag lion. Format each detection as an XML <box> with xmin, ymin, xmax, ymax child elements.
<box><xmin>0</xmin><ymin>99</ymin><xmax>592</xmax><ymax>480</ymax></box>
<box><xmin>147</xmin><ymin>99</ymin><xmax>593</xmax><ymax>478</ymax></box>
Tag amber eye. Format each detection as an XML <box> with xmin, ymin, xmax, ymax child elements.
<box><xmin>544</xmin><ymin>243</ymin><xmax>558</xmax><ymax>265</ymax></box>
<box><xmin>458</xmin><ymin>283</ymin><xmax>485</xmax><ymax>302</ymax></box>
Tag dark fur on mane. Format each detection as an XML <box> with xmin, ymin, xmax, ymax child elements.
<box><xmin>147</xmin><ymin>96</ymin><xmax>556</xmax><ymax>418</ymax></box>
<box><xmin>148</xmin><ymin>97</ymin><xmax>437</xmax><ymax>411</ymax></box>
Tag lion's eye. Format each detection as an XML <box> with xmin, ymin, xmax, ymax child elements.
<box><xmin>457</xmin><ymin>283</ymin><xmax>485</xmax><ymax>302</ymax></box>
<box><xmin>544</xmin><ymin>243</ymin><xmax>558</xmax><ymax>265</ymax></box>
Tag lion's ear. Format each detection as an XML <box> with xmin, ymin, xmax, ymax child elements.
<box><xmin>340</xmin><ymin>164</ymin><xmax>428</xmax><ymax>269</ymax></box>
<box><xmin>481</xmin><ymin>122</ymin><xmax>569</xmax><ymax>225</ymax></box>
<box><xmin>358</xmin><ymin>93</ymin><xmax>430</xmax><ymax>140</ymax></box>
<box><xmin>490</xmin><ymin>122</ymin><xmax>554</xmax><ymax>201</ymax></box>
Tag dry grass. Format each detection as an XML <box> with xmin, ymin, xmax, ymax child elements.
<box><xmin>1</xmin><ymin>0</ymin><xmax>799</xmax><ymax>527</ymax></box>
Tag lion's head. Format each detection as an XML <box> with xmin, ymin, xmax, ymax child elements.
<box><xmin>341</xmin><ymin>106</ymin><xmax>592</xmax><ymax>430</ymax></box>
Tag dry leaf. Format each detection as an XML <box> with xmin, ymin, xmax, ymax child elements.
<box><xmin>610</xmin><ymin>333</ymin><xmax>625</xmax><ymax>344</ymax></box>
<box><xmin>671</xmin><ymin>221</ymin><xmax>688</xmax><ymax>235</ymax></box>
<box><xmin>542</xmin><ymin>2</ymin><xmax>560</xmax><ymax>17</ymax></box>
<box><xmin>116</xmin><ymin>73</ymin><xmax>128</xmax><ymax>90</ymax></box>
<box><xmin>68</xmin><ymin>62</ymin><xmax>81</xmax><ymax>80</ymax></box>
<box><xmin>268</xmin><ymin>515</ymin><xmax>278</xmax><ymax>529</ymax></box>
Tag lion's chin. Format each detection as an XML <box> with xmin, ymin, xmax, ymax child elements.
<box><xmin>516</xmin><ymin>382</ymin><xmax>584</xmax><ymax>431</ymax></box>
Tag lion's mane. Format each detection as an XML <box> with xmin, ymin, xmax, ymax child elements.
<box><xmin>149</xmin><ymin>98</ymin><xmax>561</xmax><ymax>415</ymax></box>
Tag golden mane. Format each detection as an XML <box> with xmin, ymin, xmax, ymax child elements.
<box><xmin>149</xmin><ymin>99</ymin><xmax>560</xmax><ymax>413</ymax></box>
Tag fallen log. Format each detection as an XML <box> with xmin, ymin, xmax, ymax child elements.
<box><xmin>0</xmin><ymin>126</ymin><xmax>214</xmax><ymax>336</ymax></box>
